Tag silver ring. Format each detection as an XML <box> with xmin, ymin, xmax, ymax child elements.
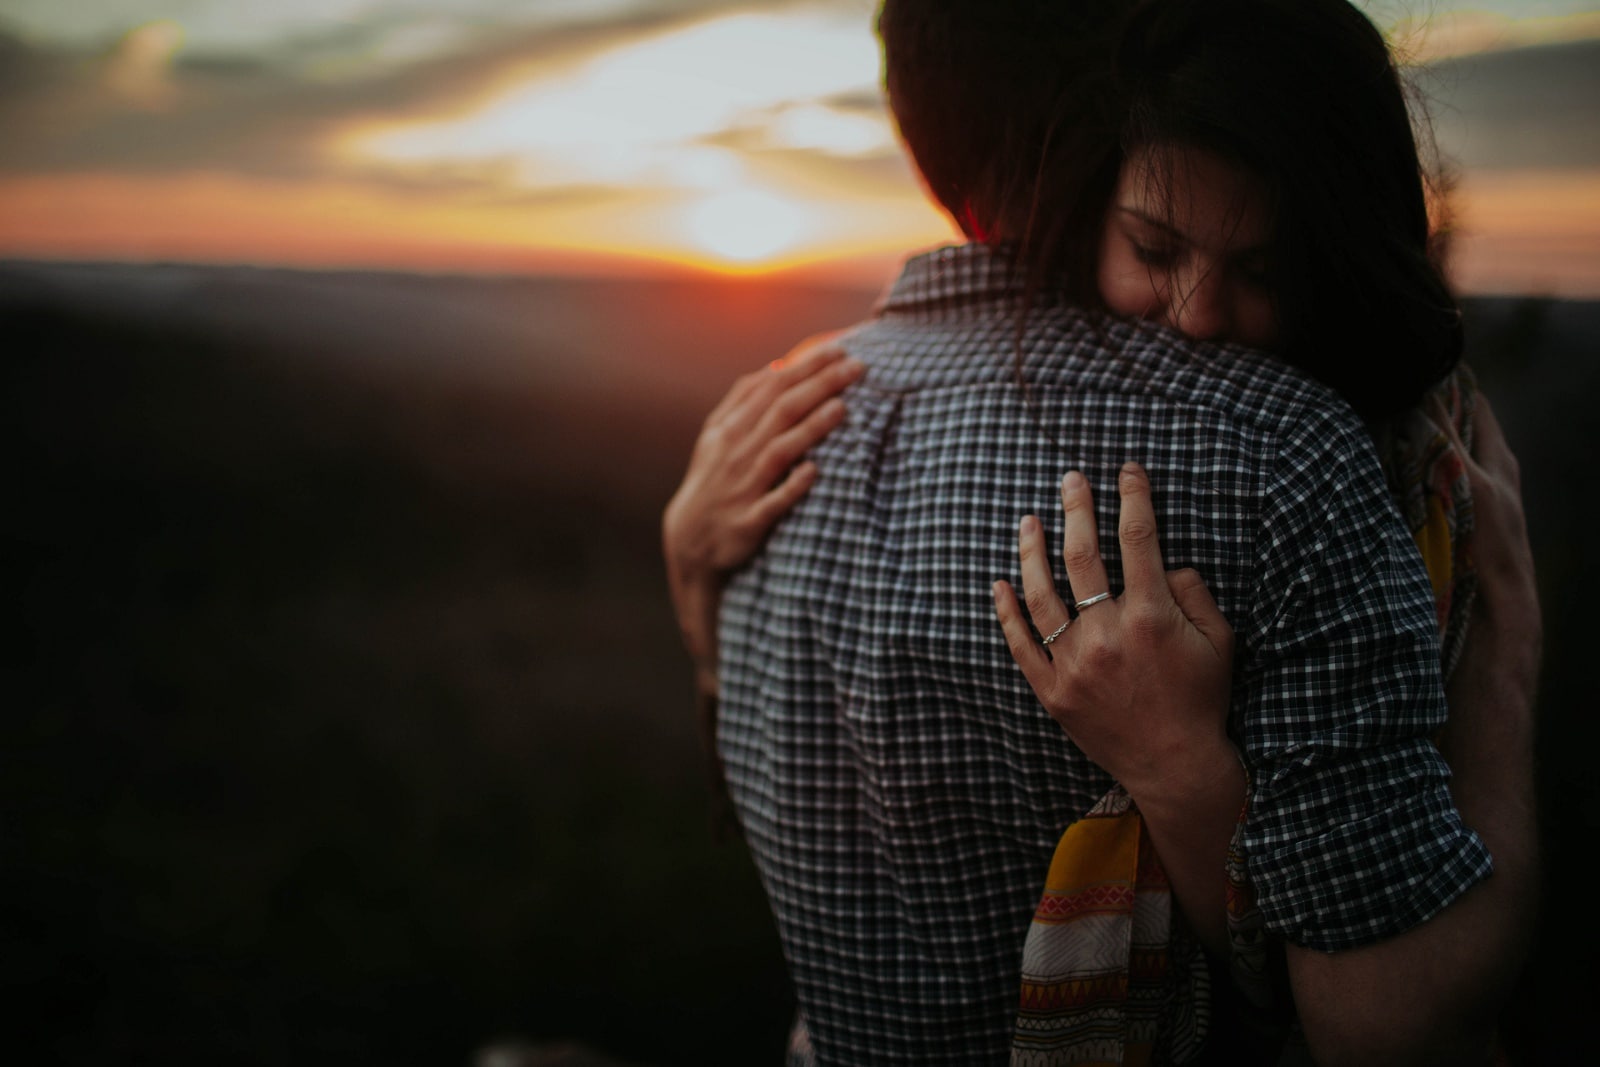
<box><xmin>1073</xmin><ymin>591</ymin><xmax>1113</xmax><ymax>612</ymax></box>
<box><xmin>1040</xmin><ymin>619</ymin><xmax>1070</xmax><ymax>646</ymax></box>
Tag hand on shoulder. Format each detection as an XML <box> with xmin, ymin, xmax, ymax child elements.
<box><xmin>662</xmin><ymin>332</ymin><xmax>862</xmax><ymax>687</ymax></box>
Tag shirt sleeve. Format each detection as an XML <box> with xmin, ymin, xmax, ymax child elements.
<box><xmin>1239</xmin><ymin>406</ymin><xmax>1493</xmax><ymax>952</ymax></box>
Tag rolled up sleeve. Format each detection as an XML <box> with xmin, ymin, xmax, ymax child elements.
<box><xmin>1240</xmin><ymin>410</ymin><xmax>1493</xmax><ymax>952</ymax></box>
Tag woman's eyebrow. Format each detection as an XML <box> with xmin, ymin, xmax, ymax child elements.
<box><xmin>1117</xmin><ymin>205</ymin><xmax>1270</xmax><ymax>257</ymax></box>
<box><xmin>1116</xmin><ymin>205</ymin><xmax>1185</xmax><ymax>239</ymax></box>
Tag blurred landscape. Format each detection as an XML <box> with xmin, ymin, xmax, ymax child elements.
<box><xmin>5</xmin><ymin>260</ymin><xmax>1597</xmax><ymax>1065</ymax></box>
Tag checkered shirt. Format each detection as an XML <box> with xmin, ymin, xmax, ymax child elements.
<box><xmin>717</xmin><ymin>244</ymin><xmax>1492</xmax><ymax>1065</ymax></box>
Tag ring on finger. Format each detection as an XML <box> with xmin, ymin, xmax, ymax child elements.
<box><xmin>1040</xmin><ymin>619</ymin><xmax>1070</xmax><ymax>646</ymax></box>
<box><xmin>1074</xmin><ymin>591</ymin><xmax>1113</xmax><ymax>612</ymax></box>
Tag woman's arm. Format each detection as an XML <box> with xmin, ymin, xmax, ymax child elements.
<box><xmin>662</xmin><ymin>337</ymin><xmax>863</xmax><ymax>698</ymax></box>
<box><xmin>994</xmin><ymin>400</ymin><xmax>1538</xmax><ymax>1060</ymax></box>
<box><xmin>1286</xmin><ymin>395</ymin><xmax>1540</xmax><ymax>1066</ymax></box>
<box><xmin>993</xmin><ymin>462</ymin><xmax>1243</xmax><ymax>957</ymax></box>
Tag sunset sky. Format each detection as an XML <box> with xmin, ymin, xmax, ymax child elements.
<box><xmin>1</xmin><ymin>0</ymin><xmax>1597</xmax><ymax>292</ymax></box>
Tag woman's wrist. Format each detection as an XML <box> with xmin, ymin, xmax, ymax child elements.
<box><xmin>1122</xmin><ymin>730</ymin><xmax>1244</xmax><ymax>822</ymax></box>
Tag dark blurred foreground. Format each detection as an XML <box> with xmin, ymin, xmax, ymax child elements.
<box><xmin>4</xmin><ymin>262</ymin><xmax>1596</xmax><ymax>1064</ymax></box>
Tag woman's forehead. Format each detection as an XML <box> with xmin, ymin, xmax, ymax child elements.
<box><xmin>1117</xmin><ymin>145</ymin><xmax>1272</xmax><ymax>253</ymax></box>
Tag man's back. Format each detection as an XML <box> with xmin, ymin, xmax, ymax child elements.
<box><xmin>717</xmin><ymin>245</ymin><xmax>1487</xmax><ymax>1064</ymax></box>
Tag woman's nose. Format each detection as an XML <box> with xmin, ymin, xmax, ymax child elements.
<box><xmin>1167</xmin><ymin>267</ymin><xmax>1230</xmax><ymax>342</ymax></box>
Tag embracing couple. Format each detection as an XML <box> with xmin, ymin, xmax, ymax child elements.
<box><xmin>663</xmin><ymin>1</ymin><xmax>1540</xmax><ymax>1064</ymax></box>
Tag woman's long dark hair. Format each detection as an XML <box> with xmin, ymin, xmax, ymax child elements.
<box><xmin>928</xmin><ymin>0</ymin><xmax>1465</xmax><ymax>422</ymax></box>
<box><xmin>1093</xmin><ymin>0</ymin><xmax>1463</xmax><ymax>420</ymax></box>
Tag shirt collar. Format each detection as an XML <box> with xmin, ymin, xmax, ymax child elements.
<box><xmin>878</xmin><ymin>242</ymin><xmax>1027</xmax><ymax>315</ymax></box>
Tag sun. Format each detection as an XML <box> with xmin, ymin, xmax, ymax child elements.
<box><xmin>685</xmin><ymin>189</ymin><xmax>810</xmax><ymax>265</ymax></box>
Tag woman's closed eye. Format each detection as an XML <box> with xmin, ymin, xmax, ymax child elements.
<box><xmin>1131</xmin><ymin>240</ymin><xmax>1179</xmax><ymax>269</ymax></box>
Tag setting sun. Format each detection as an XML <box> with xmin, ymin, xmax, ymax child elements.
<box><xmin>684</xmin><ymin>189</ymin><xmax>811</xmax><ymax>265</ymax></box>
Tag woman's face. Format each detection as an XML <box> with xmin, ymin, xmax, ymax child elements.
<box><xmin>1098</xmin><ymin>145</ymin><xmax>1280</xmax><ymax>350</ymax></box>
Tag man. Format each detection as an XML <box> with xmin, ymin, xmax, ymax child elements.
<box><xmin>683</xmin><ymin>2</ymin><xmax>1538</xmax><ymax>1062</ymax></box>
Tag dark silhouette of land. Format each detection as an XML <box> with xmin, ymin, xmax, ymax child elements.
<box><xmin>3</xmin><ymin>261</ymin><xmax>1593</xmax><ymax>1065</ymax></box>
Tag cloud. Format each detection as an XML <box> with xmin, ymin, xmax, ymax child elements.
<box><xmin>0</xmin><ymin>1</ymin><xmax>843</xmax><ymax>62</ymax></box>
<box><xmin>337</xmin><ymin>7</ymin><xmax>885</xmax><ymax>198</ymax></box>
<box><xmin>1424</xmin><ymin>38</ymin><xmax>1600</xmax><ymax>170</ymax></box>
<box><xmin>0</xmin><ymin>1</ymin><xmax>884</xmax><ymax>201</ymax></box>
<box><xmin>0</xmin><ymin>17</ymin><xmax>659</xmax><ymax>181</ymax></box>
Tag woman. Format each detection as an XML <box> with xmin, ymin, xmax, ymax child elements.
<box><xmin>663</xmin><ymin>0</ymin><xmax>1539</xmax><ymax>1060</ymax></box>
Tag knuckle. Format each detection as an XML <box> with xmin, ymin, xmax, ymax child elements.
<box><xmin>696</xmin><ymin>423</ymin><xmax>727</xmax><ymax>452</ymax></box>
<box><xmin>1080</xmin><ymin>633</ymin><xmax>1121</xmax><ymax>672</ymax></box>
<box><xmin>1166</xmin><ymin>567</ymin><xmax>1201</xmax><ymax>592</ymax></box>
<box><xmin>761</xmin><ymin>437</ymin><xmax>802</xmax><ymax>470</ymax></box>
<box><xmin>812</xmin><ymin>396</ymin><xmax>846</xmax><ymax>424</ymax></box>
<box><xmin>799</xmin><ymin>403</ymin><xmax>843</xmax><ymax>442</ymax></box>
<box><xmin>1063</xmin><ymin>543</ymin><xmax>1099</xmax><ymax>572</ymax></box>
<box><xmin>778</xmin><ymin>382</ymin><xmax>813</xmax><ymax>410</ymax></box>
<box><xmin>1126</xmin><ymin>605</ymin><xmax>1165</xmax><ymax>643</ymax></box>
<box><xmin>1119</xmin><ymin>517</ymin><xmax>1157</xmax><ymax>546</ymax></box>
<box><xmin>1024</xmin><ymin>586</ymin><xmax>1055</xmax><ymax>617</ymax></box>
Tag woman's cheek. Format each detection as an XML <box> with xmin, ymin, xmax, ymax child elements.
<box><xmin>1098</xmin><ymin>245</ymin><xmax>1164</xmax><ymax>320</ymax></box>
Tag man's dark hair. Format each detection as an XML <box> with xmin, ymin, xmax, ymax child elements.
<box><xmin>876</xmin><ymin>0</ymin><xmax>1127</xmax><ymax>303</ymax></box>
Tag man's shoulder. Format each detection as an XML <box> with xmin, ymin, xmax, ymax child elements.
<box><xmin>1078</xmin><ymin>316</ymin><xmax>1364</xmax><ymax>440</ymax></box>
<box><xmin>846</xmin><ymin>295</ymin><xmax>1363</xmax><ymax>448</ymax></box>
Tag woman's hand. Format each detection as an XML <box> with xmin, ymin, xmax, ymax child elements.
<box><xmin>992</xmin><ymin>462</ymin><xmax>1236</xmax><ymax>802</ymax></box>
<box><xmin>993</xmin><ymin>461</ymin><xmax>1243</xmax><ymax>956</ymax></box>
<box><xmin>1424</xmin><ymin>395</ymin><xmax>1541</xmax><ymax>768</ymax></box>
<box><xmin>663</xmin><ymin>334</ymin><xmax>863</xmax><ymax>690</ymax></box>
<box><xmin>1425</xmin><ymin>393</ymin><xmax>1540</xmax><ymax>904</ymax></box>
<box><xmin>1442</xmin><ymin>395</ymin><xmax>1541</xmax><ymax>700</ymax></box>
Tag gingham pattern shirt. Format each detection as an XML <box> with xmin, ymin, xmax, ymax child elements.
<box><xmin>718</xmin><ymin>244</ymin><xmax>1491</xmax><ymax>1066</ymax></box>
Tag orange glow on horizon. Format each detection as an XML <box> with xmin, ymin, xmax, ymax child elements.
<box><xmin>0</xmin><ymin>171</ymin><xmax>951</xmax><ymax>281</ymax></box>
<box><xmin>1</xmin><ymin>167</ymin><xmax>1596</xmax><ymax>295</ymax></box>
<box><xmin>1450</xmin><ymin>169</ymin><xmax>1600</xmax><ymax>298</ymax></box>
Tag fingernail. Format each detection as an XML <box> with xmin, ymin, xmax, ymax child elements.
<box><xmin>839</xmin><ymin>358</ymin><xmax>865</xmax><ymax>379</ymax></box>
<box><xmin>1063</xmin><ymin>471</ymin><xmax>1085</xmax><ymax>491</ymax></box>
<box><xmin>1020</xmin><ymin>515</ymin><xmax>1038</xmax><ymax>535</ymax></box>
